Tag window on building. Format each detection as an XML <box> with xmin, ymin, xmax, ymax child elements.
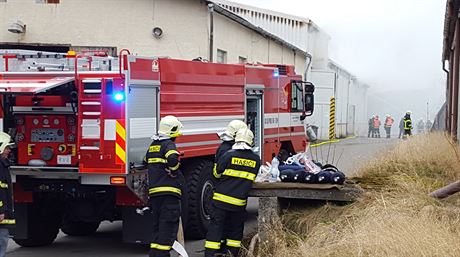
<box><xmin>217</xmin><ymin>49</ymin><xmax>227</xmax><ymax>64</ymax></box>
<box><xmin>238</xmin><ymin>56</ymin><xmax>247</xmax><ymax>64</ymax></box>
<box><xmin>291</xmin><ymin>81</ymin><xmax>304</xmax><ymax>112</ymax></box>
<box><xmin>36</xmin><ymin>0</ymin><xmax>60</xmax><ymax>3</ymax></box>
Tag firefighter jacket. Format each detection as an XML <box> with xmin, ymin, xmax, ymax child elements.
<box><xmin>213</xmin><ymin>149</ymin><xmax>261</xmax><ymax>211</ymax></box>
<box><xmin>384</xmin><ymin>117</ymin><xmax>394</xmax><ymax>128</ymax></box>
<box><xmin>213</xmin><ymin>140</ymin><xmax>234</xmax><ymax>179</ymax></box>
<box><xmin>0</xmin><ymin>157</ymin><xmax>14</xmax><ymax>227</ymax></box>
<box><xmin>373</xmin><ymin>118</ymin><xmax>381</xmax><ymax>128</ymax></box>
<box><xmin>403</xmin><ymin>117</ymin><xmax>412</xmax><ymax>130</ymax></box>
<box><xmin>145</xmin><ymin>138</ymin><xmax>183</xmax><ymax>198</ymax></box>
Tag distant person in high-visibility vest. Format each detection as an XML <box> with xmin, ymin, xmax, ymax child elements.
<box><xmin>145</xmin><ymin>116</ymin><xmax>184</xmax><ymax>257</ymax></box>
<box><xmin>403</xmin><ymin>111</ymin><xmax>413</xmax><ymax>138</ymax></box>
<box><xmin>0</xmin><ymin>132</ymin><xmax>15</xmax><ymax>257</ymax></box>
<box><xmin>205</xmin><ymin>128</ymin><xmax>261</xmax><ymax>257</ymax></box>
<box><xmin>384</xmin><ymin>114</ymin><xmax>394</xmax><ymax>138</ymax></box>
<box><xmin>373</xmin><ymin>115</ymin><xmax>381</xmax><ymax>138</ymax></box>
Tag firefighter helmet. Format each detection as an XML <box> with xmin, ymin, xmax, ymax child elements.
<box><xmin>234</xmin><ymin>128</ymin><xmax>254</xmax><ymax>146</ymax></box>
<box><xmin>224</xmin><ymin>120</ymin><xmax>247</xmax><ymax>139</ymax></box>
<box><xmin>0</xmin><ymin>132</ymin><xmax>14</xmax><ymax>155</ymax></box>
<box><xmin>158</xmin><ymin>115</ymin><xmax>183</xmax><ymax>138</ymax></box>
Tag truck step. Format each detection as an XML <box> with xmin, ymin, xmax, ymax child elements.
<box><xmin>80</xmin><ymin>146</ymin><xmax>100</xmax><ymax>150</ymax></box>
<box><xmin>82</xmin><ymin>79</ymin><xmax>102</xmax><ymax>83</ymax></box>
<box><xmin>81</xmin><ymin>101</ymin><xmax>101</xmax><ymax>106</ymax></box>
<box><xmin>83</xmin><ymin>89</ymin><xmax>102</xmax><ymax>94</ymax></box>
<box><xmin>82</xmin><ymin>111</ymin><xmax>101</xmax><ymax>116</ymax></box>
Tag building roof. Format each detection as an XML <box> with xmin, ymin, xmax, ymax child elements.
<box><xmin>328</xmin><ymin>59</ymin><xmax>356</xmax><ymax>78</ymax></box>
<box><xmin>207</xmin><ymin>1</ymin><xmax>310</xmax><ymax>58</ymax></box>
<box><xmin>212</xmin><ymin>0</ymin><xmax>329</xmax><ymax>38</ymax></box>
<box><xmin>443</xmin><ymin>0</ymin><xmax>460</xmax><ymax>62</ymax></box>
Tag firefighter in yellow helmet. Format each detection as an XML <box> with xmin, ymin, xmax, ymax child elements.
<box><xmin>145</xmin><ymin>116</ymin><xmax>184</xmax><ymax>257</ymax></box>
<box><xmin>205</xmin><ymin>128</ymin><xmax>261</xmax><ymax>257</ymax></box>
<box><xmin>0</xmin><ymin>132</ymin><xmax>15</xmax><ymax>257</ymax></box>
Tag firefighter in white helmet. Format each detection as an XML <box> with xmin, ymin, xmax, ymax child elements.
<box><xmin>205</xmin><ymin>128</ymin><xmax>261</xmax><ymax>257</ymax></box>
<box><xmin>0</xmin><ymin>132</ymin><xmax>15</xmax><ymax>257</ymax></box>
<box><xmin>213</xmin><ymin>120</ymin><xmax>248</xmax><ymax>178</ymax></box>
<box><xmin>212</xmin><ymin>120</ymin><xmax>247</xmax><ymax>254</ymax></box>
<box><xmin>145</xmin><ymin>116</ymin><xmax>184</xmax><ymax>257</ymax></box>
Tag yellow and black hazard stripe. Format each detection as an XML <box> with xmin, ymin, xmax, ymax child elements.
<box><xmin>115</xmin><ymin>120</ymin><xmax>126</xmax><ymax>165</ymax></box>
<box><xmin>329</xmin><ymin>97</ymin><xmax>336</xmax><ymax>140</ymax></box>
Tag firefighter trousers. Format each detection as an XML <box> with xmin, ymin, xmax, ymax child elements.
<box><xmin>149</xmin><ymin>195</ymin><xmax>181</xmax><ymax>257</ymax></box>
<box><xmin>205</xmin><ymin>205</ymin><xmax>245</xmax><ymax>257</ymax></box>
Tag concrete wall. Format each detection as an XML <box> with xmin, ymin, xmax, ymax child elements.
<box><xmin>0</xmin><ymin>0</ymin><xmax>306</xmax><ymax>74</ymax></box>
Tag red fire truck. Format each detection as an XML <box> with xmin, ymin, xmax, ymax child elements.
<box><xmin>0</xmin><ymin>50</ymin><xmax>314</xmax><ymax>246</ymax></box>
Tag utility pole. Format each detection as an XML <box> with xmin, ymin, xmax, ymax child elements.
<box><xmin>426</xmin><ymin>101</ymin><xmax>429</xmax><ymax>122</ymax></box>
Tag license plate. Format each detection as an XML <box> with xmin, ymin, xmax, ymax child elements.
<box><xmin>57</xmin><ymin>155</ymin><xmax>72</xmax><ymax>165</ymax></box>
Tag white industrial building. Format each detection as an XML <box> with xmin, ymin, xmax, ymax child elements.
<box><xmin>0</xmin><ymin>0</ymin><xmax>369</xmax><ymax>139</ymax></box>
<box><xmin>0</xmin><ymin>0</ymin><xmax>308</xmax><ymax>73</ymax></box>
<box><xmin>215</xmin><ymin>0</ymin><xmax>370</xmax><ymax>139</ymax></box>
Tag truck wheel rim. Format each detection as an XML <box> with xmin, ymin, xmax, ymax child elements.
<box><xmin>201</xmin><ymin>180</ymin><xmax>214</xmax><ymax>220</ymax></box>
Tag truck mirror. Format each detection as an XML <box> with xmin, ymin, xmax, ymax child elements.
<box><xmin>304</xmin><ymin>93</ymin><xmax>314</xmax><ymax>115</ymax></box>
<box><xmin>303</xmin><ymin>82</ymin><xmax>315</xmax><ymax>116</ymax></box>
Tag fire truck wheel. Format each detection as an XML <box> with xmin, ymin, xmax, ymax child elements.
<box><xmin>184</xmin><ymin>159</ymin><xmax>214</xmax><ymax>239</ymax></box>
<box><xmin>61</xmin><ymin>221</ymin><xmax>100</xmax><ymax>236</ymax></box>
<box><xmin>13</xmin><ymin>220</ymin><xmax>60</xmax><ymax>247</ymax></box>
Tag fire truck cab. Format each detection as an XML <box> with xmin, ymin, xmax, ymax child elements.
<box><xmin>0</xmin><ymin>50</ymin><xmax>314</xmax><ymax>246</ymax></box>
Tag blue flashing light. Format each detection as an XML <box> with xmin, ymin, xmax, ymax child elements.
<box><xmin>273</xmin><ymin>69</ymin><xmax>280</xmax><ymax>77</ymax></box>
<box><xmin>114</xmin><ymin>92</ymin><xmax>125</xmax><ymax>102</ymax></box>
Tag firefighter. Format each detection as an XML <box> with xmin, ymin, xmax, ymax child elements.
<box><xmin>368</xmin><ymin>116</ymin><xmax>374</xmax><ymax>138</ymax></box>
<box><xmin>384</xmin><ymin>114</ymin><xmax>394</xmax><ymax>138</ymax></box>
<box><xmin>213</xmin><ymin>120</ymin><xmax>247</xmax><ymax>255</ymax></box>
<box><xmin>398</xmin><ymin>117</ymin><xmax>405</xmax><ymax>139</ymax></box>
<box><xmin>417</xmin><ymin>119</ymin><xmax>425</xmax><ymax>134</ymax></box>
<box><xmin>146</xmin><ymin>115</ymin><xmax>184</xmax><ymax>257</ymax></box>
<box><xmin>0</xmin><ymin>132</ymin><xmax>15</xmax><ymax>257</ymax></box>
<box><xmin>403</xmin><ymin>111</ymin><xmax>413</xmax><ymax>138</ymax></box>
<box><xmin>205</xmin><ymin>128</ymin><xmax>261</xmax><ymax>257</ymax></box>
<box><xmin>213</xmin><ymin>120</ymin><xmax>248</xmax><ymax>178</ymax></box>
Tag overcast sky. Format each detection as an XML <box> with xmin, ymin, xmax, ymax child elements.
<box><xmin>230</xmin><ymin>0</ymin><xmax>446</xmax><ymax>118</ymax></box>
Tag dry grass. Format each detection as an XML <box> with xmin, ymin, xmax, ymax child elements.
<box><xmin>257</xmin><ymin>133</ymin><xmax>460</xmax><ymax>257</ymax></box>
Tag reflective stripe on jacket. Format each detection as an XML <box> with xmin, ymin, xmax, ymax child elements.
<box><xmin>403</xmin><ymin>118</ymin><xmax>412</xmax><ymax>130</ymax></box>
<box><xmin>145</xmin><ymin>138</ymin><xmax>183</xmax><ymax>198</ymax></box>
<box><xmin>0</xmin><ymin>157</ymin><xmax>14</xmax><ymax>227</ymax></box>
<box><xmin>213</xmin><ymin>149</ymin><xmax>261</xmax><ymax>211</ymax></box>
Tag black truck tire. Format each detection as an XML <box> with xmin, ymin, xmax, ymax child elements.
<box><xmin>61</xmin><ymin>221</ymin><xmax>100</xmax><ymax>236</ymax></box>
<box><xmin>184</xmin><ymin>159</ymin><xmax>215</xmax><ymax>239</ymax></box>
<box><xmin>13</xmin><ymin>201</ymin><xmax>61</xmax><ymax>247</ymax></box>
<box><xmin>13</xmin><ymin>215</ymin><xmax>60</xmax><ymax>247</ymax></box>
